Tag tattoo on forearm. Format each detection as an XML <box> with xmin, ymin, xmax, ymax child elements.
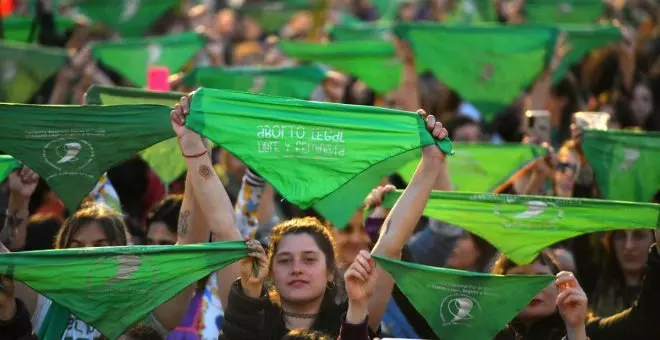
<box><xmin>1</xmin><ymin>212</ymin><xmax>24</xmax><ymax>248</ymax></box>
<box><xmin>178</xmin><ymin>210</ymin><xmax>191</xmax><ymax>238</ymax></box>
<box><xmin>199</xmin><ymin>165</ymin><xmax>213</xmax><ymax>181</ymax></box>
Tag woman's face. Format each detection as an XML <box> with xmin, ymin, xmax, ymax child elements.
<box><xmin>323</xmin><ymin>72</ymin><xmax>347</xmax><ymax>103</ymax></box>
<box><xmin>613</xmin><ymin>230</ymin><xmax>653</xmax><ymax>276</ymax></box>
<box><xmin>146</xmin><ymin>222</ymin><xmax>177</xmax><ymax>246</ymax></box>
<box><xmin>272</xmin><ymin>233</ymin><xmax>332</xmax><ymax>304</ymax></box>
<box><xmin>631</xmin><ymin>84</ymin><xmax>653</xmax><ymax>125</ymax></box>
<box><xmin>507</xmin><ymin>261</ymin><xmax>557</xmax><ymax>321</ymax></box>
<box><xmin>446</xmin><ymin>234</ymin><xmax>480</xmax><ymax>270</ymax></box>
<box><xmin>349</xmin><ymin>80</ymin><xmax>370</xmax><ymax>105</ymax></box>
<box><xmin>554</xmin><ymin>149</ymin><xmax>580</xmax><ymax>197</ymax></box>
<box><xmin>68</xmin><ymin>222</ymin><xmax>110</xmax><ymax>248</ymax></box>
<box><xmin>453</xmin><ymin>123</ymin><xmax>481</xmax><ymax>142</ymax></box>
<box><xmin>332</xmin><ymin>211</ymin><xmax>371</xmax><ymax>268</ymax></box>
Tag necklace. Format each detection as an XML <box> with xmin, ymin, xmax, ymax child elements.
<box><xmin>283</xmin><ymin>311</ymin><xmax>319</xmax><ymax>319</ymax></box>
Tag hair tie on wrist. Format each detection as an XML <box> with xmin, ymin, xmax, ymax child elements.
<box><xmin>182</xmin><ymin>149</ymin><xmax>208</xmax><ymax>158</ymax></box>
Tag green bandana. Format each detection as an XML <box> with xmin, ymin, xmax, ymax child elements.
<box><xmin>182</xmin><ymin>65</ymin><xmax>327</xmax><ymax>99</ymax></box>
<box><xmin>552</xmin><ymin>24</ymin><xmax>621</xmax><ymax>83</ymax></box>
<box><xmin>395</xmin><ymin>23</ymin><xmax>557</xmax><ymax>122</ymax></box>
<box><xmin>371</xmin><ymin>0</ymin><xmax>415</xmax><ymax>22</ymax></box>
<box><xmin>85</xmin><ymin>85</ymin><xmax>186</xmax><ymax>184</ymax></box>
<box><xmin>397</xmin><ymin>143</ymin><xmax>543</xmax><ymax>192</ymax></box>
<box><xmin>373</xmin><ymin>255</ymin><xmax>554</xmax><ymax>340</ymax></box>
<box><xmin>2</xmin><ymin>16</ymin><xmax>77</xmax><ymax>43</ymax></box>
<box><xmin>330</xmin><ymin>22</ymin><xmax>393</xmax><ymax>42</ymax></box>
<box><xmin>378</xmin><ymin>191</ymin><xmax>660</xmax><ymax>264</ymax></box>
<box><xmin>239</xmin><ymin>0</ymin><xmax>315</xmax><ymax>33</ymax></box>
<box><xmin>92</xmin><ymin>32</ymin><xmax>206</xmax><ymax>87</ymax></box>
<box><xmin>444</xmin><ymin>0</ymin><xmax>498</xmax><ymax>24</ymax></box>
<box><xmin>0</xmin><ymin>155</ymin><xmax>20</xmax><ymax>183</ymax></box>
<box><xmin>279</xmin><ymin>40</ymin><xmax>402</xmax><ymax>94</ymax></box>
<box><xmin>0</xmin><ymin>103</ymin><xmax>174</xmax><ymax>212</ymax></box>
<box><xmin>0</xmin><ymin>41</ymin><xmax>69</xmax><ymax>103</ymax></box>
<box><xmin>185</xmin><ymin>88</ymin><xmax>453</xmax><ymax>227</ymax></box>
<box><xmin>582</xmin><ymin>130</ymin><xmax>660</xmax><ymax>203</ymax></box>
<box><xmin>0</xmin><ymin>241</ymin><xmax>247</xmax><ymax>339</ymax></box>
<box><xmin>75</xmin><ymin>0</ymin><xmax>182</xmax><ymax>38</ymax></box>
<box><xmin>525</xmin><ymin>0</ymin><xmax>605</xmax><ymax>24</ymax></box>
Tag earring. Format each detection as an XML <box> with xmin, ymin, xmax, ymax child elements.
<box><xmin>326</xmin><ymin>281</ymin><xmax>336</xmax><ymax>291</ymax></box>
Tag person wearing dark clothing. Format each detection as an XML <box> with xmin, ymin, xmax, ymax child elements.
<box><xmin>0</xmin><ymin>298</ymin><xmax>37</xmax><ymax>340</ymax></box>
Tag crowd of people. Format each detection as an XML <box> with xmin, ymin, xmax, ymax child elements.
<box><xmin>0</xmin><ymin>0</ymin><xmax>659</xmax><ymax>339</ymax></box>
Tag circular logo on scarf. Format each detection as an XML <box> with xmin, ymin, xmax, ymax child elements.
<box><xmin>42</xmin><ymin>138</ymin><xmax>95</xmax><ymax>176</ymax></box>
<box><xmin>85</xmin><ymin>254</ymin><xmax>157</xmax><ymax>299</ymax></box>
<box><xmin>147</xmin><ymin>43</ymin><xmax>163</xmax><ymax>66</ymax></box>
<box><xmin>120</xmin><ymin>0</ymin><xmax>140</xmax><ymax>22</ymax></box>
<box><xmin>493</xmin><ymin>198</ymin><xmax>563</xmax><ymax>229</ymax></box>
<box><xmin>440</xmin><ymin>294</ymin><xmax>481</xmax><ymax>326</ymax></box>
<box><xmin>559</xmin><ymin>3</ymin><xmax>573</xmax><ymax>13</ymax></box>
<box><xmin>1</xmin><ymin>61</ymin><xmax>18</xmax><ymax>84</ymax></box>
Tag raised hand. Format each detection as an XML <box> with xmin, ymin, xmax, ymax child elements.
<box><xmin>9</xmin><ymin>166</ymin><xmax>39</xmax><ymax>201</ymax></box>
<box><xmin>556</xmin><ymin>271</ymin><xmax>588</xmax><ymax>336</ymax></box>
<box><xmin>417</xmin><ymin>109</ymin><xmax>448</xmax><ymax>161</ymax></box>
<box><xmin>240</xmin><ymin>239</ymin><xmax>269</xmax><ymax>297</ymax></box>
<box><xmin>170</xmin><ymin>92</ymin><xmax>206</xmax><ymax>157</ymax></box>
<box><xmin>364</xmin><ymin>185</ymin><xmax>397</xmax><ymax>219</ymax></box>
<box><xmin>344</xmin><ymin>250</ymin><xmax>376</xmax><ymax>306</ymax></box>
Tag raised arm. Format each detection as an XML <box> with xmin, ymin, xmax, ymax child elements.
<box><xmin>172</xmin><ymin>93</ymin><xmax>242</xmax><ymax>308</ymax></box>
<box><xmin>1</xmin><ymin>167</ymin><xmax>39</xmax><ymax>317</ymax></box>
<box><xmin>367</xmin><ymin>110</ymin><xmax>448</xmax><ymax>330</ymax></box>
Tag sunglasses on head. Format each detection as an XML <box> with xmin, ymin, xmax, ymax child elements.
<box><xmin>556</xmin><ymin>162</ymin><xmax>579</xmax><ymax>174</ymax></box>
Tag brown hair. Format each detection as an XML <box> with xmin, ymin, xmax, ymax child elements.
<box><xmin>267</xmin><ymin>217</ymin><xmax>341</xmax><ymax>303</ymax></box>
<box><xmin>268</xmin><ymin>217</ymin><xmax>338</xmax><ymax>274</ymax></box>
<box><xmin>491</xmin><ymin>249</ymin><xmax>561</xmax><ymax>275</ymax></box>
<box><xmin>55</xmin><ymin>203</ymin><xmax>129</xmax><ymax>249</ymax></box>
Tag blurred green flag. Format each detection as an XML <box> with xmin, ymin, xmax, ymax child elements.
<box><xmin>551</xmin><ymin>24</ymin><xmax>622</xmax><ymax>83</ymax></box>
<box><xmin>279</xmin><ymin>40</ymin><xmax>402</xmax><ymax>94</ymax></box>
<box><xmin>0</xmin><ymin>155</ymin><xmax>20</xmax><ymax>183</ymax></box>
<box><xmin>395</xmin><ymin>23</ymin><xmax>558</xmax><ymax>122</ymax></box>
<box><xmin>0</xmin><ymin>41</ymin><xmax>68</xmax><ymax>103</ymax></box>
<box><xmin>397</xmin><ymin>143</ymin><xmax>543</xmax><ymax>192</ymax></box>
<box><xmin>378</xmin><ymin>190</ymin><xmax>660</xmax><ymax>264</ymax></box>
<box><xmin>182</xmin><ymin>65</ymin><xmax>327</xmax><ymax>99</ymax></box>
<box><xmin>582</xmin><ymin>130</ymin><xmax>660</xmax><ymax>203</ymax></box>
<box><xmin>525</xmin><ymin>0</ymin><xmax>605</xmax><ymax>24</ymax></box>
<box><xmin>92</xmin><ymin>32</ymin><xmax>206</xmax><ymax>88</ymax></box>
<box><xmin>2</xmin><ymin>16</ymin><xmax>77</xmax><ymax>43</ymax></box>
<box><xmin>75</xmin><ymin>0</ymin><xmax>182</xmax><ymax>38</ymax></box>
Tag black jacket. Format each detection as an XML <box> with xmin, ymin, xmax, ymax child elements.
<box><xmin>219</xmin><ymin>279</ymin><xmax>378</xmax><ymax>340</ymax></box>
<box><xmin>0</xmin><ymin>299</ymin><xmax>37</xmax><ymax>340</ymax></box>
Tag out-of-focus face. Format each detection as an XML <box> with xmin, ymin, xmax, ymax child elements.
<box><xmin>243</xmin><ymin>18</ymin><xmax>263</xmax><ymax>41</ymax></box>
<box><xmin>453</xmin><ymin>123</ymin><xmax>481</xmax><ymax>142</ymax></box>
<box><xmin>613</xmin><ymin>229</ymin><xmax>653</xmax><ymax>277</ymax></box>
<box><xmin>146</xmin><ymin>222</ymin><xmax>177</xmax><ymax>246</ymax></box>
<box><xmin>507</xmin><ymin>261</ymin><xmax>557</xmax><ymax>321</ymax></box>
<box><xmin>446</xmin><ymin>234</ymin><xmax>480</xmax><ymax>270</ymax></box>
<box><xmin>332</xmin><ymin>211</ymin><xmax>371</xmax><ymax>268</ymax></box>
<box><xmin>323</xmin><ymin>71</ymin><xmax>347</xmax><ymax>103</ymax></box>
<box><xmin>631</xmin><ymin>84</ymin><xmax>653</xmax><ymax>125</ymax></box>
<box><xmin>554</xmin><ymin>148</ymin><xmax>580</xmax><ymax>197</ymax></box>
<box><xmin>68</xmin><ymin>222</ymin><xmax>110</xmax><ymax>248</ymax></box>
<box><xmin>272</xmin><ymin>234</ymin><xmax>332</xmax><ymax>305</ymax></box>
<box><xmin>215</xmin><ymin>10</ymin><xmax>237</xmax><ymax>38</ymax></box>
